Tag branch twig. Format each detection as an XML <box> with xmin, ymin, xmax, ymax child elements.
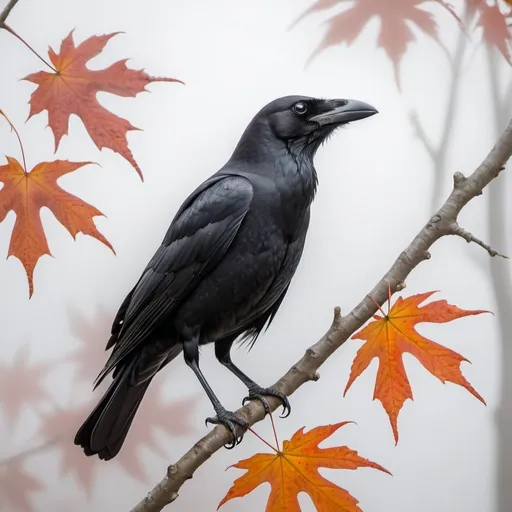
<box><xmin>131</xmin><ymin>118</ymin><xmax>512</xmax><ymax>512</ymax></box>
<box><xmin>0</xmin><ymin>0</ymin><xmax>20</xmax><ymax>26</ymax></box>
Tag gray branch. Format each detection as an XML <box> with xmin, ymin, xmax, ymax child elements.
<box><xmin>0</xmin><ymin>0</ymin><xmax>20</xmax><ymax>27</ymax></box>
<box><xmin>131</xmin><ymin>118</ymin><xmax>512</xmax><ymax>512</ymax></box>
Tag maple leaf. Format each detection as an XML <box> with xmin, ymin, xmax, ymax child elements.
<box><xmin>67</xmin><ymin>305</ymin><xmax>114</xmax><ymax>383</ymax></box>
<box><xmin>0</xmin><ymin>461</ymin><xmax>43</xmax><ymax>512</ymax></box>
<box><xmin>0</xmin><ymin>156</ymin><xmax>113</xmax><ymax>297</ymax></box>
<box><xmin>471</xmin><ymin>0</ymin><xmax>512</xmax><ymax>65</ymax></box>
<box><xmin>295</xmin><ymin>0</ymin><xmax>460</xmax><ymax>87</ymax></box>
<box><xmin>219</xmin><ymin>422</ymin><xmax>390</xmax><ymax>512</ymax></box>
<box><xmin>344</xmin><ymin>291</ymin><xmax>489</xmax><ymax>444</ymax></box>
<box><xmin>0</xmin><ymin>345</ymin><xmax>53</xmax><ymax>425</ymax></box>
<box><xmin>38</xmin><ymin>402</ymin><xmax>100</xmax><ymax>493</ymax></box>
<box><xmin>23</xmin><ymin>31</ymin><xmax>183</xmax><ymax>180</ymax></box>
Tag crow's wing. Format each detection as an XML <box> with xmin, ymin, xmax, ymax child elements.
<box><xmin>95</xmin><ymin>174</ymin><xmax>253</xmax><ymax>385</ymax></box>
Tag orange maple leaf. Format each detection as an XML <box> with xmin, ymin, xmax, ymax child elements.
<box><xmin>23</xmin><ymin>31</ymin><xmax>183</xmax><ymax>180</ymax></box>
<box><xmin>0</xmin><ymin>156</ymin><xmax>113</xmax><ymax>296</ymax></box>
<box><xmin>219</xmin><ymin>422</ymin><xmax>390</xmax><ymax>512</ymax></box>
<box><xmin>345</xmin><ymin>291</ymin><xmax>489</xmax><ymax>444</ymax></box>
<box><xmin>295</xmin><ymin>0</ymin><xmax>460</xmax><ymax>87</ymax></box>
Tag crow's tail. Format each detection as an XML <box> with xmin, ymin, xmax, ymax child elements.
<box><xmin>74</xmin><ymin>359</ymin><xmax>151</xmax><ymax>460</ymax></box>
<box><xmin>74</xmin><ymin>345</ymin><xmax>181</xmax><ymax>460</ymax></box>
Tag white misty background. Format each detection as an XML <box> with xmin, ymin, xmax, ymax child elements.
<box><xmin>0</xmin><ymin>0</ymin><xmax>510</xmax><ymax>511</ymax></box>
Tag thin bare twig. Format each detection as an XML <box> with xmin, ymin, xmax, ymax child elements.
<box><xmin>131</xmin><ymin>119</ymin><xmax>512</xmax><ymax>512</ymax></box>
<box><xmin>449</xmin><ymin>221</ymin><xmax>508</xmax><ymax>258</ymax></box>
<box><xmin>0</xmin><ymin>0</ymin><xmax>20</xmax><ymax>26</ymax></box>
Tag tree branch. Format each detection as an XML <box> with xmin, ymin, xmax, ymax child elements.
<box><xmin>131</xmin><ymin>118</ymin><xmax>512</xmax><ymax>512</ymax></box>
<box><xmin>0</xmin><ymin>0</ymin><xmax>20</xmax><ymax>27</ymax></box>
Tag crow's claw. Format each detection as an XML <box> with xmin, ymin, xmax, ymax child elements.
<box><xmin>205</xmin><ymin>408</ymin><xmax>248</xmax><ymax>449</ymax></box>
<box><xmin>242</xmin><ymin>386</ymin><xmax>291</xmax><ymax>418</ymax></box>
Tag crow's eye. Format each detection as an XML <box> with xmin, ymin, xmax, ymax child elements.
<box><xmin>292</xmin><ymin>102</ymin><xmax>307</xmax><ymax>115</ymax></box>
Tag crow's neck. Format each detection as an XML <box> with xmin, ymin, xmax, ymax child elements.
<box><xmin>230</xmin><ymin>124</ymin><xmax>318</xmax><ymax>203</ymax></box>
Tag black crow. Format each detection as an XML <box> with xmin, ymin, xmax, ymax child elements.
<box><xmin>74</xmin><ymin>95</ymin><xmax>378</xmax><ymax>459</ymax></box>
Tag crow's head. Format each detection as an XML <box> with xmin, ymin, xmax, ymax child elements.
<box><xmin>232</xmin><ymin>95</ymin><xmax>378</xmax><ymax>162</ymax></box>
<box><xmin>267</xmin><ymin>95</ymin><xmax>377</xmax><ymax>148</ymax></box>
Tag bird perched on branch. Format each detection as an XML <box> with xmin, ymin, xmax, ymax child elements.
<box><xmin>75</xmin><ymin>95</ymin><xmax>378</xmax><ymax>460</ymax></box>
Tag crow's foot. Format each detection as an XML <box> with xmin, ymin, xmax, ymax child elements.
<box><xmin>205</xmin><ymin>407</ymin><xmax>248</xmax><ymax>449</ymax></box>
<box><xmin>242</xmin><ymin>386</ymin><xmax>291</xmax><ymax>418</ymax></box>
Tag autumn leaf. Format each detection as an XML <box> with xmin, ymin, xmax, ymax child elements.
<box><xmin>0</xmin><ymin>345</ymin><xmax>53</xmax><ymax>424</ymax></box>
<box><xmin>471</xmin><ymin>0</ymin><xmax>512</xmax><ymax>65</ymax></box>
<box><xmin>219</xmin><ymin>422</ymin><xmax>390</xmax><ymax>512</ymax></box>
<box><xmin>23</xmin><ymin>31</ymin><xmax>183</xmax><ymax>180</ymax></box>
<box><xmin>0</xmin><ymin>156</ymin><xmax>113</xmax><ymax>297</ymax></box>
<box><xmin>344</xmin><ymin>291</ymin><xmax>489</xmax><ymax>444</ymax></box>
<box><xmin>295</xmin><ymin>0</ymin><xmax>460</xmax><ymax>87</ymax></box>
<box><xmin>38</xmin><ymin>402</ymin><xmax>100</xmax><ymax>493</ymax></box>
<box><xmin>0</xmin><ymin>461</ymin><xmax>43</xmax><ymax>512</ymax></box>
<box><xmin>67</xmin><ymin>305</ymin><xmax>115</xmax><ymax>384</ymax></box>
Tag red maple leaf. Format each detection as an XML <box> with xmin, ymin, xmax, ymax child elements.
<box><xmin>471</xmin><ymin>0</ymin><xmax>512</xmax><ymax>65</ymax></box>
<box><xmin>0</xmin><ymin>345</ymin><xmax>53</xmax><ymax>425</ymax></box>
<box><xmin>67</xmin><ymin>305</ymin><xmax>113</xmax><ymax>384</ymax></box>
<box><xmin>23</xmin><ymin>31</ymin><xmax>183</xmax><ymax>179</ymax></box>
<box><xmin>38</xmin><ymin>402</ymin><xmax>100</xmax><ymax>492</ymax></box>
<box><xmin>294</xmin><ymin>0</ymin><xmax>460</xmax><ymax>87</ymax></box>
<box><xmin>0</xmin><ymin>461</ymin><xmax>43</xmax><ymax>512</ymax></box>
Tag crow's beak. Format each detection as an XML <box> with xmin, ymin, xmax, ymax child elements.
<box><xmin>309</xmin><ymin>99</ymin><xmax>378</xmax><ymax>126</ymax></box>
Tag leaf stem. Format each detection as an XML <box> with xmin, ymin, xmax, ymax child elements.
<box><xmin>0</xmin><ymin>109</ymin><xmax>27</xmax><ymax>172</ymax></box>
<box><xmin>267</xmin><ymin>408</ymin><xmax>280</xmax><ymax>451</ymax></box>
<box><xmin>368</xmin><ymin>294</ymin><xmax>387</xmax><ymax>317</ymax></box>
<box><xmin>247</xmin><ymin>427</ymin><xmax>278</xmax><ymax>453</ymax></box>
<box><xmin>269</xmin><ymin>411</ymin><xmax>281</xmax><ymax>451</ymax></box>
<box><xmin>2</xmin><ymin>23</ymin><xmax>57</xmax><ymax>72</ymax></box>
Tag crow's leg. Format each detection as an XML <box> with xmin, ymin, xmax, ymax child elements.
<box><xmin>183</xmin><ymin>337</ymin><xmax>248</xmax><ymax>448</ymax></box>
<box><xmin>215</xmin><ymin>339</ymin><xmax>291</xmax><ymax>418</ymax></box>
